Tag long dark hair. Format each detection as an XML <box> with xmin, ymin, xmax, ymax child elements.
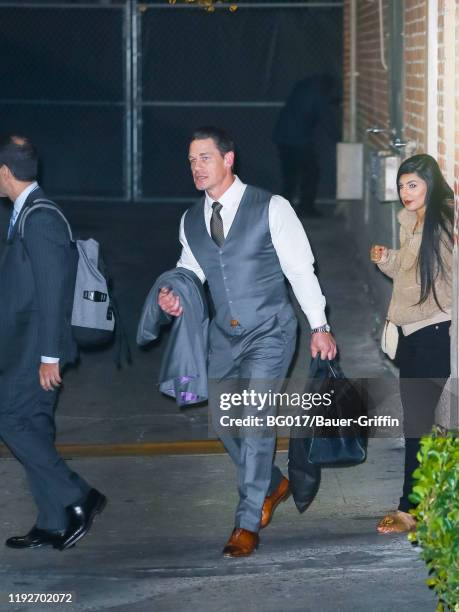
<box><xmin>396</xmin><ymin>154</ymin><xmax>454</xmax><ymax>309</ymax></box>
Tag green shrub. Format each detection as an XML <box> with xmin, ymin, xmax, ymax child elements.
<box><xmin>409</xmin><ymin>428</ymin><xmax>459</xmax><ymax>611</ymax></box>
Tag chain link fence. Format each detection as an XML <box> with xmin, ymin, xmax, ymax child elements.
<box><xmin>0</xmin><ymin>1</ymin><xmax>129</xmax><ymax>199</ymax></box>
<box><xmin>0</xmin><ymin>0</ymin><xmax>342</xmax><ymax>201</ymax></box>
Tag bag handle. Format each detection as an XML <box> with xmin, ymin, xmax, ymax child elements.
<box><xmin>309</xmin><ymin>355</ymin><xmax>343</xmax><ymax>379</ymax></box>
<box><xmin>18</xmin><ymin>198</ymin><xmax>74</xmax><ymax>242</ymax></box>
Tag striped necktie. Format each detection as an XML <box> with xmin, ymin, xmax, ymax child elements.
<box><xmin>210</xmin><ymin>201</ymin><xmax>225</xmax><ymax>247</ymax></box>
<box><xmin>7</xmin><ymin>208</ymin><xmax>18</xmax><ymax>240</ymax></box>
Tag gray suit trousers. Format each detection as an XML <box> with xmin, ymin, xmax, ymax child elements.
<box><xmin>208</xmin><ymin>310</ymin><xmax>297</xmax><ymax>532</ymax></box>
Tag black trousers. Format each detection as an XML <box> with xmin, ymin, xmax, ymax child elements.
<box><xmin>395</xmin><ymin>321</ymin><xmax>450</xmax><ymax>512</ymax></box>
<box><xmin>277</xmin><ymin>144</ymin><xmax>319</xmax><ymax>215</ymax></box>
<box><xmin>0</xmin><ymin>371</ymin><xmax>90</xmax><ymax>531</ymax></box>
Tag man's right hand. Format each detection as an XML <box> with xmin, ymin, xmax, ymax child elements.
<box><xmin>39</xmin><ymin>362</ymin><xmax>62</xmax><ymax>391</ymax></box>
<box><xmin>158</xmin><ymin>287</ymin><xmax>183</xmax><ymax>316</ymax></box>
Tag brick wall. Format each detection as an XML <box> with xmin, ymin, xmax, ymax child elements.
<box><xmin>436</xmin><ymin>1</ymin><xmax>457</xmax><ymax>185</ymax></box>
<box><xmin>437</xmin><ymin>0</ymin><xmax>447</xmax><ymax>171</ymax></box>
<box><xmin>343</xmin><ymin>0</ymin><xmax>458</xmax><ymax>172</ymax></box>
<box><xmin>455</xmin><ymin>3</ymin><xmax>459</xmax><ymax>241</ymax></box>
<box><xmin>356</xmin><ymin>0</ymin><xmax>391</xmax><ymax>149</ymax></box>
<box><xmin>342</xmin><ymin>0</ymin><xmax>428</xmax><ymax>152</ymax></box>
<box><xmin>403</xmin><ymin>0</ymin><xmax>428</xmax><ymax>150</ymax></box>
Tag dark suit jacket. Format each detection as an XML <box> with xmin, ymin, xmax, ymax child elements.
<box><xmin>273</xmin><ymin>75</ymin><xmax>339</xmax><ymax>148</ymax></box>
<box><xmin>0</xmin><ymin>187</ymin><xmax>78</xmax><ymax>377</ymax></box>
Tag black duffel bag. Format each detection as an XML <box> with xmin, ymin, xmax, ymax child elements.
<box><xmin>306</xmin><ymin>357</ymin><xmax>367</xmax><ymax>466</ymax></box>
<box><xmin>288</xmin><ymin>437</ymin><xmax>321</xmax><ymax>513</ymax></box>
<box><xmin>288</xmin><ymin>357</ymin><xmax>367</xmax><ymax>512</ymax></box>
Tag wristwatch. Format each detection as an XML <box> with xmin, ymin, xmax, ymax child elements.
<box><xmin>311</xmin><ymin>324</ymin><xmax>331</xmax><ymax>334</ymax></box>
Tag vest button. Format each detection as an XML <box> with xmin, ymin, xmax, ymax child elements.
<box><xmin>230</xmin><ymin>319</ymin><xmax>239</xmax><ymax>327</ymax></box>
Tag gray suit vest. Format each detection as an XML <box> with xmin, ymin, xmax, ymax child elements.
<box><xmin>184</xmin><ymin>185</ymin><xmax>293</xmax><ymax>335</ymax></box>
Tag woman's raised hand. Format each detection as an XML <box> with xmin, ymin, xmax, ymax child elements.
<box><xmin>370</xmin><ymin>244</ymin><xmax>389</xmax><ymax>263</ymax></box>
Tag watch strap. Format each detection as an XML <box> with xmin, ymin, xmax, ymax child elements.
<box><xmin>311</xmin><ymin>324</ymin><xmax>331</xmax><ymax>334</ymax></box>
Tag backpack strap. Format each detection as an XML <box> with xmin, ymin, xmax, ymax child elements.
<box><xmin>18</xmin><ymin>198</ymin><xmax>74</xmax><ymax>242</ymax></box>
<box><xmin>110</xmin><ymin>293</ymin><xmax>132</xmax><ymax>369</ymax></box>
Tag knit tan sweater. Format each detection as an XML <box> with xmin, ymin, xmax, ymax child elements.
<box><xmin>377</xmin><ymin>208</ymin><xmax>452</xmax><ymax>326</ymax></box>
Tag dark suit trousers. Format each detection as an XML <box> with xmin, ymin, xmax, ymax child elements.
<box><xmin>0</xmin><ymin>371</ymin><xmax>90</xmax><ymax>531</ymax></box>
<box><xmin>278</xmin><ymin>144</ymin><xmax>320</xmax><ymax>214</ymax></box>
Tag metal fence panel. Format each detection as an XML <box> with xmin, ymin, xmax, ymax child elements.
<box><xmin>0</xmin><ymin>3</ymin><xmax>128</xmax><ymax>199</ymax></box>
<box><xmin>142</xmin><ymin>106</ymin><xmax>286</xmax><ymax>200</ymax></box>
<box><xmin>0</xmin><ymin>1</ymin><xmax>342</xmax><ymax>202</ymax></box>
<box><xmin>137</xmin><ymin>2</ymin><xmax>343</xmax><ymax>202</ymax></box>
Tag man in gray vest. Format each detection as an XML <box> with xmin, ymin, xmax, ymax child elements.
<box><xmin>159</xmin><ymin>127</ymin><xmax>336</xmax><ymax>557</ymax></box>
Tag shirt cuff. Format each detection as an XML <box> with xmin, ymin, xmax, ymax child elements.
<box><xmin>305</xmin><ymin>310</ymin><xmax>328</xmax><ymax>329</ymax></box>
<box><xmin>41</xmin><ymin>356</ymin><xmax>60</xmax><ymax>364</ymax></box>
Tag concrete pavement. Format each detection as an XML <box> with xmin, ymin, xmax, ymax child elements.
<box><xmin>0</xmin><ymin>203</ymin><xmax>437</xmax><ymax>611</ymax></box>
<box><xmin>1</xmin><ymin>440</ymin><xmax>436</xmax><ymax>611</ymax></box>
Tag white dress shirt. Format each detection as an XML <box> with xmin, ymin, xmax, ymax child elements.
<box><xmin>12</xmin><ymin>182</ymin><xmax>59</xmax><ymax>364</ymax></box>
<box><xmin>177</xmin><ymin>176</ymin><xmax>327</xmax><ymax>328</ymax></box>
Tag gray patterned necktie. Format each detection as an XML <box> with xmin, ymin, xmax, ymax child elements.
<box><xmin>7</xmin><ymin>208</ymin><xmax>18</xmax><ymax>240</ymax></box>
<box><xmin>210</xmin><ymin>201</ymin><xmax>224</xmax><ymax>247</ymax></box>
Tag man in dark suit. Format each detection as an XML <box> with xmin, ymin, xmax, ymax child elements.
<box><xmin>0</xmin><ymin>136</ymin><xmax>106</xmax><ymax>550</ymax></box>
<box><xmin>273</xmin><ymin>74</ymin><xmax>340</xmax><ymax>217</ymax></box>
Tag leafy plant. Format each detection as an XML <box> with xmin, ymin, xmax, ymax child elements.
<box><xmin>409</xmin><ymin>428</ymin><xmax>459</xmax><ymax>611</ymax></box>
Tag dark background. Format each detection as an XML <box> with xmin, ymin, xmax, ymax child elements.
<box><xmin>0</xmin><ymin>0</ymin><xmax>342</xmax><ymax>201</ymax></box>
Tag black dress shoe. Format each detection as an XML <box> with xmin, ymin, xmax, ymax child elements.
<box><xmin>6</xmin><ymin>527</ymin><xmax>64</xmax><ymax>550</ymax></box>
<box><xmin>59</xmin><ymin>488</ymin><xmax>107</xmax><ymax>550</ymax></box>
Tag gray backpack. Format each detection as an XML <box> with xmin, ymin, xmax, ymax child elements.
<box><xmin>19</xmin><ymin>199</ymin><xmax>115</xmax><ymax>348</ymax></box>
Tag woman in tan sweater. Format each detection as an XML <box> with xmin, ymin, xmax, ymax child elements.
<box><xmin>370</xmin><ymin>154</ymin><xmax>454</xmax><ymax>533</ymax></box>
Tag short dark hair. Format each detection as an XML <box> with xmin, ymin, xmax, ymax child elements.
<box><xmin>0</xmin><ymin>135</ymin><xmax>38</xmax><ymax>181</ymax></box>
<box><xmin>190</xmin><ymin>126</ymin><xmax>235</xmax><ymax>157</ymax></box>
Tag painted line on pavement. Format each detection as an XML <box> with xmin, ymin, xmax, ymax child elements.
<box><xmin>0</xmin><ymin>438</ymin><xmax>289</xmax><ymax>458</ymax></box>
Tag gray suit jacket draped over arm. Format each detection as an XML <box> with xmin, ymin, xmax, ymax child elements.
<box><xmin>137</xmin><ymin>268</ymin><xmax>209</xmax><ymax>406</ymax></box>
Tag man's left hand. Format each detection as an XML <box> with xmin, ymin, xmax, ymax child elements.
<box><xmin>39</xmin><ymin>362</ymin><xmax>62</xmax><ymax>391</ymax></box>
<box><xmin>310</xmin><ymin>332</ymin><xmax>337</xmax><ymax>361</ymax></box>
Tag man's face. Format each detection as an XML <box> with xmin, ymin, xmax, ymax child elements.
<box><xmin>188</xmin><ymin>138</ymin><xmax>233</xmax><ymax>193</ymax></box>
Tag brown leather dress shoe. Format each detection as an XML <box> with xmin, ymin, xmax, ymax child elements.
<box><xmin>222</xmin><ymin>528</ymin><xmax>259</xmax><ymax>558</ymax></box>
<box><xmin>260</xmin><ymin>476</ymin><xmax>290</xmax><ymax>529</ymax></box>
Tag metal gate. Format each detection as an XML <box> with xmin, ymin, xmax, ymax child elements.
<box><xmin>0</xmin><ymin>1</ymin><xmax>130</xmax><ymax>200</ymax></box>
<box><xmin>0</xmin><ymin>0</ymin><xmax>343</xmax><ymax>202</ymax></box>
